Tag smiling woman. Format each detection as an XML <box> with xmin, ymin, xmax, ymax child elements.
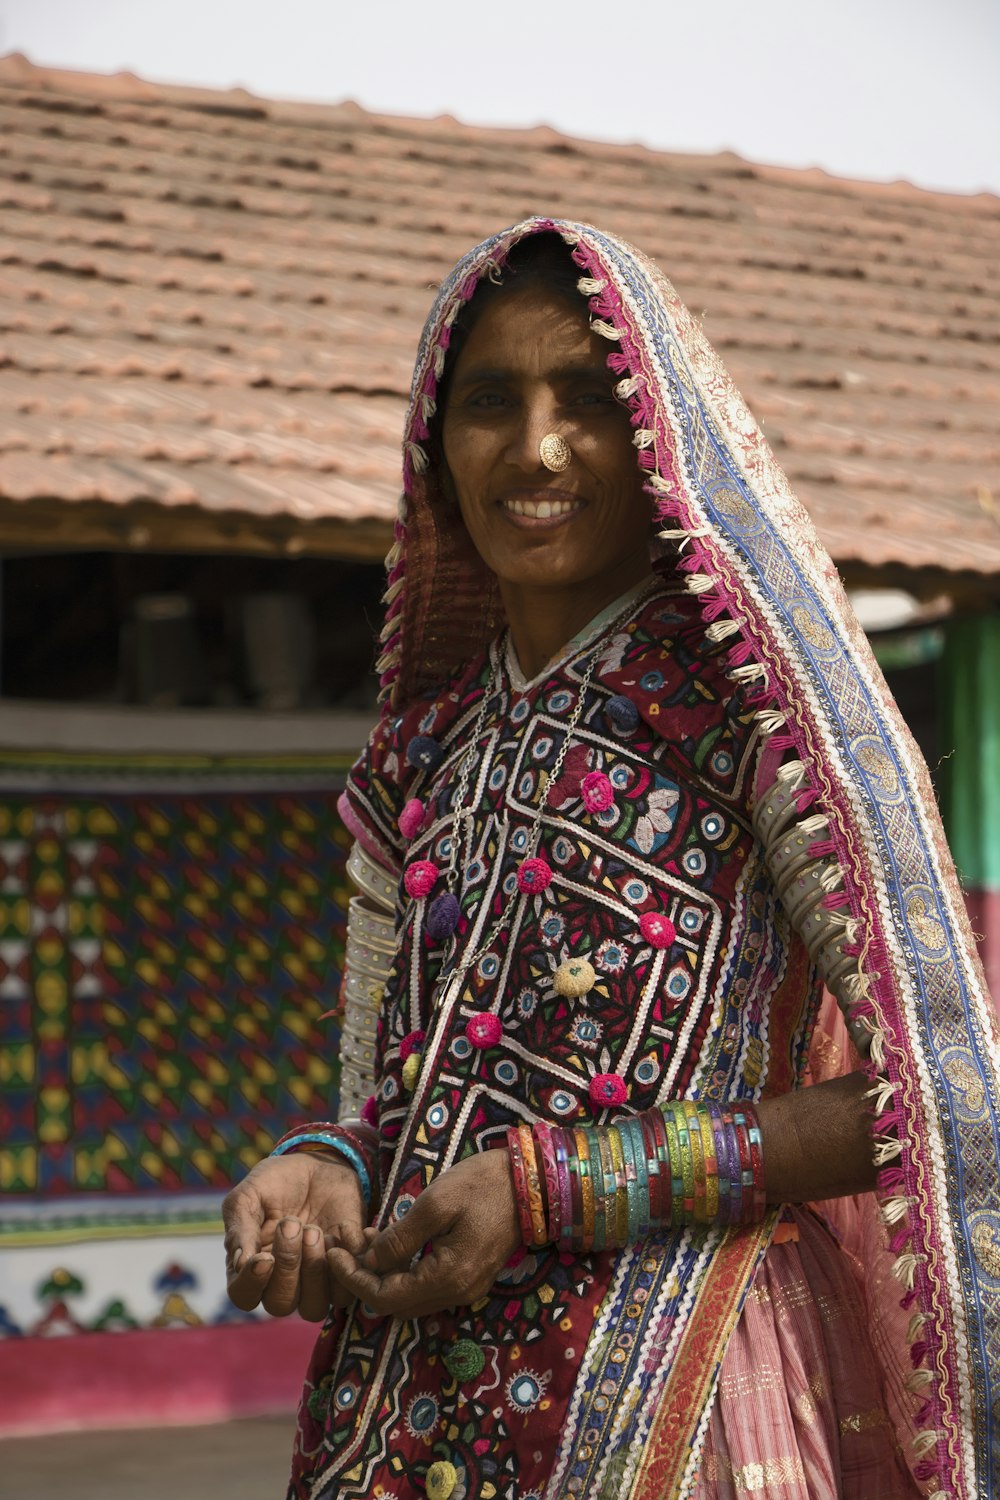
<box><xmin>221</xmin><ymin>220</ymin><xmax>999</xmax><ymax>1500</ymax></box>
<box><xmin>441</xmin><ymin>262</ymin><xmax>654</xmax><ymax>677</ymax></box>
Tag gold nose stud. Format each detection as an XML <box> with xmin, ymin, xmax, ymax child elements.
<box><xmin>539</xmin><ymin>432</ymin><xmax>571</xmax><ymax>473</ymax></box>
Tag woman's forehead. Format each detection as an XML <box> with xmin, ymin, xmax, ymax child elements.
<box><xmin>451</xmin><ymin>282</ymin><xmax>609</xmax><ymax>376</ymax></box>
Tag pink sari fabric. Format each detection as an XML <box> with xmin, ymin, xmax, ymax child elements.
<box><xmin>694</xmin><ymin>1208</ymin><xmax>920</xmax><ymax>1499</ymax></box>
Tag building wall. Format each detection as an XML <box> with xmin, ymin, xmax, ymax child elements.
<box><xmin>0</xmin><ymin>713</ymin><xmax>364</xmax><ymax>1433</ymax></box>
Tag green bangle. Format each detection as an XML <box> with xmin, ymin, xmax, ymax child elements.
<box><xmin>585</xmin><ymin>1126</ymin><xmax>607</xmax><ymax>1253</ymax></box>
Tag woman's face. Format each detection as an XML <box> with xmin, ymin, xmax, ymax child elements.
<box><xmin>441</xmin><ymin>282</ymin><xmax>652</xmax><ymax>610</ymax></box>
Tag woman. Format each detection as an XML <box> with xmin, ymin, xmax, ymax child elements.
<box><xmin>223</xmin><ymin>220</ymin><xmax>1000</xmax><ymax>1499</ymax></box>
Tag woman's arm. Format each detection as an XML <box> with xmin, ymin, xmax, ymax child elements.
<box><xmin>326</xmin><ymin>1075</ymin><xmax>879</xmax><ymax>1319</ymax></box>
<box><xmin>758</xmin><ymin>1071</ymin><xmax>876</xmax><ymax>1202</ymax></box>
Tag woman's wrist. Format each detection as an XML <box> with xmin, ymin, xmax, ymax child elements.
<box><xmin>755</xmin><ymin>1072</ymin><xmax>876</xmax><ymax>1202</ymax></box>
<box><xmin>271</xmin><ymin>1121</ymin><xmax>380</xmax><ymax>1214</ymax></box>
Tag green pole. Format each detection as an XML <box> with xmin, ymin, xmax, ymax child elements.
<box><xmin>939</xmin><ymin>615</ymin><xmax>1000</xmax><ymax>893</ymax></box>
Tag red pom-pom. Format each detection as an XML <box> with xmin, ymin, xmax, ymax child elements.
<box><xmin>590</xmin><ymin>1073</ymin><xmax>627</xmax><ymax>1108</ymax></box>
<box><xmin>400</xmin><ymin>1029</ymin><xmax>426</xmax><ymax>1061</ymax></box>
<box><xmin>360</xmin><ymin>1094</ymin><xmax>378</xmax><ymax>1127</ymax></box>
<box><xmin>639</xmin><ymin>911</ymin><xmax>676</xmax><ymax>948</ymax></box>
<box><xmin>466</xmin><ymin>1013</ymin><xmax>503</xmax><ymax>1049</ymax></box>
<box><xmin>399</xmin><ymin>798</ymin><xmax>426</xmax><ymax>840</ymax></box>
<box><xmin>581</xmin><ymin>771</ymin><xmax>614</xmax><ymax>814</ymax></box>
<box><xmin>516</xmin><ymin>856</ymin><xmax>552</xmax><ymax>894</ymax></box>
<box><xmin>403</xmin><ymin>859</ymin><xmax>439</xmax><ymax>899</ymax></box>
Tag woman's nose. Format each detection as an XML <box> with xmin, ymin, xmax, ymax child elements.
<box><xmin>503</xmin><ymin>400</ymin><xmax>558</xmax><ymax>473</ymax></box>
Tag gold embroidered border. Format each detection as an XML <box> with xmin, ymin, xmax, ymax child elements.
<box><xmin>632</xmin><ymin>1219</ymin><xmax>774</xmax><ymax>1500</ymax></box>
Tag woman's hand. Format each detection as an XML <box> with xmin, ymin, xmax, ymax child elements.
<box><xmin>222</xmin><ymin>1152</ymin><xmax>367</xmax><ymax>1320</ymax></box>
<box><xmin>326</xmin><ymin>1149</ymin><xmax>521</xmax><ymax>1319</ymax></box>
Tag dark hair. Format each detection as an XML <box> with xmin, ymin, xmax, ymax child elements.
<box><xmin>430</xmin><ymin>233</ymin><xmax>585</xmax><ymax>458</ymax></box>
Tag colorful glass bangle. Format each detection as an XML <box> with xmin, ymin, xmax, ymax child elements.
<box><xmin>682</xmin><ymin>1100</ymin><xmax>707</xmax><ymax>1222</ymax></box>
<box><xmin>518</xmin><ymin>1124</ymin><xmax>548</xmax><ymax>1247</ymax></box>
<box><xmin>534</xmin><ymin>1121</ymin><xmax>562</xmax><ymax>1245</ymax></box>
<box><xmin>660</xmin><ymin>1106</ymin><xmax>684</xmax><ymax>1229</ymax></box>
<box><xmin>646</xmin><ymin>1108</ymin><xmax>665</xmax><ymax>1231</ymax></box>
<box><xmin>566</xmin><ymin>1134</ymin><xmax>585</xmax><ymax>1249</ymax></box>
<box><xmin>597</xmin><ymin>1126</ymin><xmax>617</xmax><ymax>1212</ymax></box>
<box><xmin>586</xmin><ymin>1126</ymin><xmax>609</xmax><ymax>1253</ymax></box>
<box><xmin>721</xmin><ymin>1108</ymin><xmax>745</xmax><ymax>1225</ymax></box>
<box><xmin>647</xmin><ymin>1105</ymin><xmax>672</xmax><ymax>1229</ymax></box>
<box><xmin>574</xmin><ymin>1127</ymin><xmax>596</xmax><ymax>1251</ymax></box>
<box><xmin>638</xmin><ymin>1111</ymin><xmax>662</xmax><ymax>1231</ymax></box>
<box><xmin>605</xmin><ymin>1127</ymin><xmax>625</xmax><ymax>1245</ymax></box>
<box><xmin>696</xmin><ymin>1102</ymin><xmax>719</xmax><ymax>1222</ymax></box>
<box><xmin>626</xmin><ymin>1114</ymin><xmax>654</xmax><ymax>1239</ymax></box>
<box><xmin>669</xmin><ymin>1103</ymin><xmax>696</xmax><ymax>1219</ymax></box>
<box><xmin>554</xmin><ymin>1131</ymin><xmax>575</xmax><ymax>1248</ymax></box>
<box><xmin>506</xmin><ymin>1127</ymin><xmax>536</xmax><ymax>1245</ymax></box>
<box><xmin>730</xmin><ymin>1104</ymin><xmax>754</xmax><ymax>1219</ymax></box>
<box><xmin>606</xmin><ymin>1125</ymin><xmax>629</xmax><ymax>1247</ymax></box>
<box><xmin>707</xmin><ymin>1103</ymin><xmax>731</xmax><ymax>1225</ymax></box>
<box><xmin>617</xmin><ymin>1116</ymin><xmax>645</xmax><ymax>1242</ymax></box>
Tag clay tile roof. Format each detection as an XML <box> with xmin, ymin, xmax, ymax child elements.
<box><xmin>0</xmin><ymin>52</ymin><xmax>998</xmax><ymax>579</ymax></box>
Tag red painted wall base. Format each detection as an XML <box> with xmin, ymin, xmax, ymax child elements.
<box><xmin>0</xmin><ymin>1318</ymin><xmax>318</xmax><ymax>1438</ymax></box>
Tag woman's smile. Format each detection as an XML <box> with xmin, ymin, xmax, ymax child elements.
<box><xmin>498</xmin><ymin>487</ymin><xmax>585</xmax><ymax>524</ymax></box>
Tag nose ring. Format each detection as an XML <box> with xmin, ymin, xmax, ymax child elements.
<box><xmin>539</xmin><ymin>432</ymin><xmax>571</xmax><ymax>473</ymax></box>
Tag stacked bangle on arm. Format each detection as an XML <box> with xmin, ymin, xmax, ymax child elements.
<box><xmin>271</xmin><ymin>1121</ymin><xmax>379</xmax><ymax>1216</ymax></box>
<box><xmin>505</xmin><ymin>1099</ymin><xmax>766</xmax><ymax>1254</ymax></box>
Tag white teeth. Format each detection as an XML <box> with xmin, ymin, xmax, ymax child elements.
<box><xmin>504</xmin><ymin>497</ymin><xmax>578</xmax><ymax>519</ymax></box>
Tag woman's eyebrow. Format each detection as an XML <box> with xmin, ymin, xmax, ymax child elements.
<box><xmin>451</xmin><ymin>359</ymin><xmax>610</xmax><ymax>389</ymax></box>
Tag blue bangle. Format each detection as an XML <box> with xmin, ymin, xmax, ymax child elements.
<box><xmin>621</xmin><ymin>1117</ymin><xmax>650</xmax><ymax>1240</ymax></box>
<box><xmin>616</xmin><ymin>1116</ymin><xmax>640</xmax><ymax>1244</ymax></box>
<box><xmin>271</xmin><ymin>1131</ymin><xmax>371</xmax><ymax>1207</ymax></box>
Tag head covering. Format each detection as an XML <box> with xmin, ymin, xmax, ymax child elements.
<box><xmin>379</xmin><ymin>218</ymin><xmax>1000</xmax><ymax>1497</ymax></box>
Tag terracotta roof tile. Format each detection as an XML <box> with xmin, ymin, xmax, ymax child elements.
<box><xmin>0</xmin><ymin>53</ymin><xmax>997</xmax><ymax>576</ymax></box>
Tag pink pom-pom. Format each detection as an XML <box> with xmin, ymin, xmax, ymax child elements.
<box><xmin>466</xmin><ymin>1012</ymin><xmax>503</xmax><ymax>1049</ymax></box>
<box><xmin>400</xmin><ymin>1029</ymin><xmax>426</xmax><ymax>1061</ymax></box>
<box><xmin>589</xmin><ymin>1073</ymin><xmax>627</xmax><ymax>1108</ymax></box>
<box><xmin>516</xmin><ymin>856</ymin><xmax>552</xmax><ymax>894</ymax></box>
<box><xmin>403</xmin><ymin>859</ymin><xmax>439</xmax><ymax>899</ymax></box>
<box><xmin>398</xmin><ymin>798</ymin><xmax>426</xmax><ymax>840</ymax></box>
<box><xmin>639</xmin><ymin>911</ymin><xmax>676</xmax><ymax>949</ymax></box>
<box><xmin>360</xmin><ymin>1094</ymin><xmax>378</xmax><ymax>1127</ymax></box>
<box><xmin>581</xmin><ymin>771</ymin><xmax>614</xmax><ymax>814</ymax></box>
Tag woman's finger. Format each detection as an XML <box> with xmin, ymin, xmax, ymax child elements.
<box><xmin>327</xmin><ymin>1242</ymin><xmax>467</xmax><ymax>1319</ymax></box>
<box><xmin>225</xmin><ymin>1248</ymin><xmax>275</xmax><ymax>1312</ymax></box>
<box><xmin>361</xmin><ymin>1194</ymin><xmax>451</xmax><ymax>1276</ymax></box>
<box><xmin>261</xmin><ymin>1217</ymin><xmax>306</xmax><ymax>1317</ymax></box>
<box><xmin>297</xmin><ymin>1223</ymin><xmax>331</xmax><ymax>1322</ymax></box>
<box><xmin>222</xmin><ymin>1186</ymin><xmax>264</xmax><ymax>1268</ymax></box>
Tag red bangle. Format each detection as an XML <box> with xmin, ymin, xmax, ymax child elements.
<box><xmin>534</xmin><ymin>1121</ymin><xmax>562</xmax><ymax>1244</ymax></box>
<box><xmin>506</xmin><ymin>1127</ymin><xmax>536</xmax><ymax>1245</ymax></box>
<box><xmin>739</xmin><ymin>1101</ymin><xmax>767</xmax><ymax>1221</ymax></box>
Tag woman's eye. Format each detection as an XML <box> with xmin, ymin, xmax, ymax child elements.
<box><xmin>571</xmin><ymin>390</ymin><xmax>615</xmax><ymax>407</ymax></box>
<box><xmin>468</xmin><ymin>391</ymin><xmax>508</xmax><ymax>408</ymax></box>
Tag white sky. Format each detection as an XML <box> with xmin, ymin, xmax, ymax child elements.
<box><xmin>1</xmin><ymin>0</ymin><xmax>998</xmax><ymax>196</ymax></box>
